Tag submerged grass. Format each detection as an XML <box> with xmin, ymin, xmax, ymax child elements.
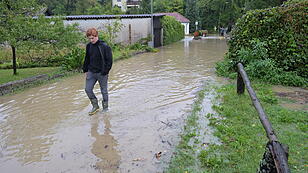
<box><xmin>167</xmin><ymin>82</ymin><xmax>307</xmax><ymax>172</ymax></box>
<box><xmin>166</xmin><ymin>87</ymin><xmax>207</xmax><ymax>172</ymax></box>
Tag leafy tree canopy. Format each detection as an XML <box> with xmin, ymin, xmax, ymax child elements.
<box><xmin>0</xmin><ymin>0</ymin><xmax>82</xmax><ymax>74</ymax></box>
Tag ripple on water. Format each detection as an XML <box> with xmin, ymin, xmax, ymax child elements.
<box><xmin>0</xmin><ymin>37</ymin><xmax>228</xmax><ymax>172</ymax></box>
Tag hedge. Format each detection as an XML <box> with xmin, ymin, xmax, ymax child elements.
<box><xmin>161</xmin><ymin>16</ymin><xmax>185</xmax><ymax>45</ymax></box>
<box><xmin>216</xmin><ymin>1</ymin><xmax>308</xmax><ymax>87</ymax></box>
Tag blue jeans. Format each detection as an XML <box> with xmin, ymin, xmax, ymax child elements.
<box><xmin>85</xmin><ymin>71</ymin><xmax>108</xmax><ymax>102</ymax></box>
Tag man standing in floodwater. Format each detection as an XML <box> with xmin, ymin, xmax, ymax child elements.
<box><xmin>83</xmin><ymin>28</ymin><xmax>113</xmax><ymax>115</ymax></box>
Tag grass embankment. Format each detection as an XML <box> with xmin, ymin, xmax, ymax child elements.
<box><xmin>167</xmin><ymin>82</ymin><xmax>307</xmax><ymax>173</ymax></box>
<box><xmin>0</xmin><ymin>67</ymin><xmax>63</xmax><ymax>85</ymax></box>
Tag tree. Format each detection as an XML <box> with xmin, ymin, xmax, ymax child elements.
<box><xmin>189</xmin><ymin>0</ymin><xmax>284</xmax><ymax>33</ymax></box>
<box><xmin>99</xmin><ymin>19</ymin><xmax>124</xmax><ymax>48</ymax></box>
<box><xmin>38</xmin><ymin>0</ymin><xmax>65</xmax><ymax>15</ymax></box>
<box><xmin>185</xmin><ymin>0</ymin><xmax>198</xmax><ymax>32</ymax></box>
<box><xmin>153</xmin><ymin>0</ymin><xmax>184</xmax><ymax>14</ymax></box>
<box><xmin>167</xmin><ymin>0</ymin><xmax>185</xmax><ymax>14</ymax></box>
<box><xmin>38</xmin><ymin>0</ymin><xmax>104</xmax><ymax>15</ymax></box>
<box><xmin>245</xmin><ymin>0</ymin><xmax>281</xmax><ymax>10</ymax></box>
<box><xmin>0</xmin><ymin>0</ymin><xmax>82</xmax><ymax>75</ymax></box>
<box><xmin>75</xmin><ymin>0</ymin><xmax>98</xmax><ymax>14</ymax></box>
<box><xmin>139</xmin><ymin>0</ymin><xmax>151</xmax><ymax>14</ymax></box>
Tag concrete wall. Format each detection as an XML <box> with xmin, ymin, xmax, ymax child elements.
<box><xmin>64</xmin><ymin>18</ymin><xmax>151</xmax><ymax>45</ymax></box>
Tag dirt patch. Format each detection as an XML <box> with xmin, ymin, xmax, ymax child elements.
<box><xmin>275</xmin><ymin>91</ymin><xmax>308</xmax><ymax>104</ymax></box>
<box><xmin>272</xmin><ymin>86</ymin><xmax>308</xmax><ymax>111</ymax></box>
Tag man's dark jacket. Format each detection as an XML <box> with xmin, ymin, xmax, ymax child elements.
<box><xmin>83</xmin><ymin>40</ymin><xmax>113</xmax><ymax>75</ymax></box>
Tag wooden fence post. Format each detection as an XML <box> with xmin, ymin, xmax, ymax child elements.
<box><xmin>237</xmin><ymin>70</ymin><xmax>245</xmax><ymax>94</ymax></box>
<box><xmin>236</xmin><ymin>63</ymin><xmax>290</xmax><ymax>173</ymax></box>
<box><xmin>258</xmin><ymin>141</ymin><xmax>289</xmax><ymax>173</ymax></box>
<box><xmin>129</xmin><ymin>24</ymin><xmax>132</xmax><ymax>45</ymax></box>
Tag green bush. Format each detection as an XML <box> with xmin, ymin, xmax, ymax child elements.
<box><xmin>161</xmin><ymin>16</ymin><xmax>185</xmax><ymax>45</ymax></box>
<box><xmin>129</xmin><ymin>43</ymin><xmax>147</xmax><ymax>50</ymax></box>
<box><xmin>216</xmin><ymin>1</ymin><xmax>308</xmax><ymax>87</ymax></box>
<box><xmin>62</xmin><ymin>47</ymin><xmax>85</xmax><ymax>71</ymax></box>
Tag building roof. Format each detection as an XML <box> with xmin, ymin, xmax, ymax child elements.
<box><xmin>156</xmin><ymin>12</ymin><xmax>190</xmax><ymax>23</ymax></box>
<box><xmin>63</xmin><ymin>14</ymin><xmax>165</xmax><ymax>20</ymax></box>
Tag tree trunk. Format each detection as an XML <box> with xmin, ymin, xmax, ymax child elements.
<box><xmin>12</xmin><ymin>46</ymin><xmax>17</xmax><ymax>75</ymax></box>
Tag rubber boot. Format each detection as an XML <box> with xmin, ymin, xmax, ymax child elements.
<box><xmin>88</xmin><ymin>99</ymin><xmax>99</xmax><ymax>115</ymax></box>
<box><xmin>102</xmin><ymin>101</ymin><xmax>108</xmax><ymax>112</ymax></box>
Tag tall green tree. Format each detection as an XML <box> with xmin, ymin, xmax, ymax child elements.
<box><xmin>75</xmin><ymin>0</ymin><xmax>98</xmax><ymax>14</ymax></box>
<box><xmin>38</xmin><ymin>0</ymin><xmax>78</xmax><ymax>15</ymax></box>
<box><xmin>245</xmin><ymin>0</ymin><xmax>281</xmax><ymax>10</ymax></box>
<box><xmin>153</xmin><ymin>0</ymin><xmax>184</xmax><ymax>14</ymax></box>
<box><xmin>0</xmin><ymin>0</ymin><xmax>82</xmax><ymax>74</ymax></box>
<box><xmin>185</xmin><ymin>0</ymin><xmax>198</xmax><ymax>32</ymax></box>
<box><xmin>39</xmin><ymin>0</ymin><xmax>103</xmax><ymax>15</ymax></box>
<box><xmin>192</xmin><ymin>0</ymin><xmax>284</xmax><ymax>32</ymax></box>
<box><xmin>139</xmin><ymin>0</ymin><xmax>151</xmax><ymax>14</ymax></box>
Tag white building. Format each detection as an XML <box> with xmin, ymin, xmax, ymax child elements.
<box><xmin>63</xmin><ymin>14</ymin><xmax>164</xmax><ymax>47</ymax></box>
<box><xmin>112</xmin><ymin>0</ymin><xmax>142</xmax><ymax>12</ymax></box>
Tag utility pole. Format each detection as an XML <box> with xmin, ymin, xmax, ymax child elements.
<box><xmin>150</xmin><ymin>0</ymin><xmax>154</xmax><ymax>47</ymax></box>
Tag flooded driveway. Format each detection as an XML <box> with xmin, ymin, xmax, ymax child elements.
<box><xmin>0</xmin><ymin>36</ymin><xmax>228</xmax><ymax>173</ymax></box>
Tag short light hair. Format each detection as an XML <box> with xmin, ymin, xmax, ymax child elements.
<box><xmin>86</xmin><ymin>28</ymin><xmax>98</xmax><ymax>37</ymax></box>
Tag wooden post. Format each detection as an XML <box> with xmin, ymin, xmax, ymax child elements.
<box><xmin>271</xmin><ymin>141</ymin><xmax>289</xmax><ymax>173</ymax></box>
<box><xmin>237</xmin><ymin>70</ymin><xmax>245</xmax><ymax>94</ymax></box>
<box><xmin>258</xmin><ymin>141</ymin><xmax>289</xmax><ymax>173</ymax></box>
<box><xmin>237</xmin><ymin>63</ymin><xmax>278</xmax><ymax>142</ymax></box>
<box><xmin>129</xmin><ymin>24</ymin><xmax>132</xmax><ymax>45</ymax></box>
<box><xmin>258</xmin><ymin>142</ymin><xmax>277</xmax><ymax>173</ymax></box>
<box><xmin>12</xmin><ymin>46</ymin><xmax>17</xmax><ymax>75</ymax></box>
<box><xmin>237</xmin><ymin>63</ymin><xmax>290</xmax><ymax>173</ymax></box>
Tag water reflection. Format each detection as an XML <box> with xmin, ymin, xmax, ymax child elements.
<box><xmin>91</xmin><ymin>113</ymin><xmax>120</xmax><ymax>172</ymax></box>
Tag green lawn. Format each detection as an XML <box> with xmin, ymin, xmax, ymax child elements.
<box><xmin>167</xmin><ymin>82</ymin><xmax>307</xmax><ymax>173</ymax></box>
<box><xmin>0</xmin><ymin>67</ymin><xmax>62</xmax><ymax>85</ymax></box>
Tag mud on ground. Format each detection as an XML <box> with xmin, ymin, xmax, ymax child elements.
<box><xmin>272</xmin><ymin>86</ymin><xmax>308</xmax><ymax>111</ymax></box>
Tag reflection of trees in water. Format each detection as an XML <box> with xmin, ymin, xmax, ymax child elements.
<box><xmin>91</xmin><ymin>113</ymin><xmax>120</xmax><ymax>172</ymax></box>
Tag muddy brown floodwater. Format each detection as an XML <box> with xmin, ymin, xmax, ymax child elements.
<box><xmin>0</xmin><ymin>36</ymin><xmax>228</xmax><ymax>173</ymax></box>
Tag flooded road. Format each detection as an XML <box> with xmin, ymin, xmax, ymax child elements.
<box><xmin>0</xmin><ymin>36</ymin><xmax>228</xmax><ymax>173</ymax></box>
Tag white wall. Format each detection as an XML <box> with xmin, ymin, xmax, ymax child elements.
<box><xmin>181</xmin><ymin>23</ymin><xmax>189</xmax><ymax>35</ymax></box>
<box><xmin>64</xmin><ymin>18</ymin><xmax>151</xmax><ymax>45</ymax></box>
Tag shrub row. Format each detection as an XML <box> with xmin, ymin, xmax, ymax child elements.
<box><xmin>161</xmin><ymin>16</ymin><xmax>185</xmax><ymax>45</ymax></box>
<box><xmin>217</xmin><ymin>1</ymin><xmax>308</xmax><ymax>87</ymax></box>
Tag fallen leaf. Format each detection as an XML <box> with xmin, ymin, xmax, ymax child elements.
<box><xmin>155</xmin><ymin>152</ymin><xmax>162</xmax><ymax>159</ymax></box>
<box><xmin>132</xmin><ymin>158</ymin><xmax>145</xmax><ymax>161</ymax></box>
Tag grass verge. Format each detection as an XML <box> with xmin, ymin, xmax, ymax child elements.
<box><xmin>167</xmin><ymin>83</ymin><xmax>219</xmax><ymax>172</ymax></box>
<box><xmin>0</xmin><ymin>67</ymin><xmax>63</xmax><ymax>85</ymax></box>
<box><xmin>1</xmin><ymin>70</ymin><xmax>78</xmax><ymax>96</ymax></box>
<box><xmin>167</xmin><ymin>82</ymin><xmax>307</xmax><ymax>173</ymax></box>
